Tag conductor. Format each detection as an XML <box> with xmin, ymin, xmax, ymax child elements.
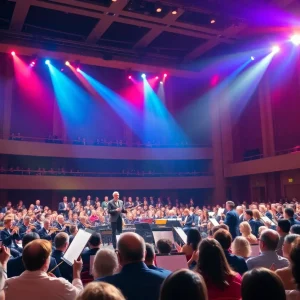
<box><xmin>108</xmin><ymin>191</ymin><xmax>127</xmax><ymax>249</ymax></box>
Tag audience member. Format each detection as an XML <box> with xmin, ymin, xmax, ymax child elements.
<box><xmin>276</xmin><ymin>234</ymin><xmax>299</xmax><ymax>290</ymax></box>
<box><xmin>213</xmin><ymin>229</ymin><xmax>248</xmax><ymax>275</ymax></box>
<box><xmin>159</xmin><ymin>269</ymin><xmax>208</xmax><ymax>300</ymax></box>
<box><xmin>223</xmin><ymin>201</ymin><xmax>240</xmax><ymax>239</ymax></box>
<box><xmin>145</xmin><ymin>243</ymin><xmax>171</xmax><ymax>276</ymax></box>
<box><xmin>76</xmin><ymin>282</ymin><xmax>125</xmax><ymax>300</ymax></box>
<box><xmin>196</xmin><ymin>239</ymin><xmax>242</xmax><ymax>300</ymax></box>
<box><xmin>92</xmin><ymin>249</ymin><xmax>118</xmax><ymax>279</ymax></box>
<box><xmin>239</xmin><ymin>221</ymin><xmax>258</xmax><ymax>244</ymax></box>
<box><xmin>179</xmin><ymin>228</ymin><xmax>201</xmax><ymax>260</ymax></box>
<box><xmin>276</xmin><ymin>219</ymin><xmax>291</xmax><ymax>256</ymax></box>
<box><xmin>156</xmin><ymin>239</ymin><xmax>172</xmax><ymax>255</ymax></box>
<box><xmin>231</xmin><ymin>236</ymin><xmax>252</xmax><ymax>259</ymax></box>
<box><xmin>258</xmin><ymin>225</ymin><xmax>268</xmax><ymax>237</ymax></box>
<box><xmin>0</xmin><ymin>245</ymin><xmax>10</xmax><ymax>300</ymax></box>
<box><xmin>286</xmin><ymin>237</ymin><xmax>300</xmax><ymax>300</ymax></box>
<box><xmin>4</xmin><ymin>239</ymin><xmax>83</xmax><ymax>299</ymax></box>
<box><xmin>284</xmin><ymin>208</ymin><xmax>300</xmax><ymax>226</ymax></box>
<box><xmin>52</xmin><ymin>232</ymin><xmax>73</xmax><ymax>282</ymax></box>
<box><xmin>97</xmin><ymin>232</ymin><xmax>168</xmax><ymax>300</ymax></box>
<box><xmin>241</xmin><ymin>268</ymin><xmax>286</xmax><ymax>300</ymax></box>
<box><xmin>1</xmin><ymin>216</ymin><xmax>21</xmax><ymax>257</ymax></box>
<box><xmin>7</xmin><ymin>232</ymin><xmax>61</xmax><ymax>278</ymax></box>
<box><xmin>243</xmin><ymin>209</ymin><xmax>257</xmax><ymax>236</ymax></box>
<box><xmin>82</xmin><ymin>232</ymin><xmax>101</xmax><ymax>272</ymax></box>
<box><xmin>291</xmin><ymin>224</ymin><xmax>300</xmax><ymax>235</ymax></box>
<box><xmin>246</xmin><ymin>229</ymin><xmax>289</xmax><ymax>270</ymax></box>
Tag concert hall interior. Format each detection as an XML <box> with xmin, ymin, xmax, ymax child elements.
<box><xmin>1</xmin><ymin>0</ymin><xmax>300</xmax><ymax>299</ymax></box>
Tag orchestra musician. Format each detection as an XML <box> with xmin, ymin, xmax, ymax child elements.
<box><xmin>78</xmin><ymin>216</ymin><xmax>90</xmax><ymax>230</ymax></box>
<box><xmin>58</xmin><ymin>196</ymin><xmax>69</xmax><ymax>217</ymax></box>
<box><xmin>38</xmin><ymin>219</ymin><xmax>57</xmax><ymax>241</ymax></box>
<box><xmin>19</xmin><ymin>216</ymin><xmax>35</xmax><ymax>239</ymax></box>
<box><xmin>108</xmin><ymin>191</ymin><xmax>127</xmax><ymax>249</ymax></box>
<box><xmin>34</xmin><ymin>213</ymin><xmax>43</xmax><ymax>231</ymax></box>
<box><xmin>56</xmin><ymin>215</ymin><xmax>69</xmax><ymax>234</ymax></box>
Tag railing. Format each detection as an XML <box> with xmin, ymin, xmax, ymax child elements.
<box><xmin>275</xmin><ymin>146</ymin><xmax>300</xmax><ymax>156</ymax></box>
<box><xmin>0</xmin><ymin>169</ymin><xmax>213</xmax><ymax>177</ymax></box>
<box><xmin>5</xmin><ymin>136</ymin><xmax>208</xmax><ymax>148</ymax></box>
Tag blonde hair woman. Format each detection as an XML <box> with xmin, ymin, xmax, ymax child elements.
<box><xmin>232</xmin><ymin>236</ymin><xmax>252</xmax><ymax>258</ymax></box>
<box><xmin>239</xmin><ymin>221</ymin><xmax>258</xmax><ymax>244</ymax></box>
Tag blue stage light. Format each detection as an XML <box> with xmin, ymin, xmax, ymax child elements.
<box><xmin>45</xmin><ymin>60</ymin><xmax>50</xmax><ymax>65</ymax></box>
<box><xmin>141</xmin><ymin>74</ymin><xmax>146</xmax><ymax>79</ymax></box>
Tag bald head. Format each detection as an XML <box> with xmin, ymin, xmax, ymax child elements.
<box><xmin>117</xmin><ymin>232</ymin><xmax>145</xmax><ymax>265</ymax></box>
<box><xmin>260</xmin><ymin>229</ymin><xmax>279</xmax><ymax>251</ymax></box>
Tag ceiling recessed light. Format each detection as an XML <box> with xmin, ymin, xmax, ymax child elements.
<box><xmin>211</xmin><ymin>19</ymin><xmax>216</xmax><ymax>24</ymax></box>
<box><xmin>156</xmin><ymin>7</ymin><xmax>162</xmax><ymax>12</ymax></box>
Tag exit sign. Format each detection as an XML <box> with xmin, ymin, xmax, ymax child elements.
<box><xmin>288</xmin><ymin>178</ymin><xmax>294</xmax><ymax>183</ymax></box>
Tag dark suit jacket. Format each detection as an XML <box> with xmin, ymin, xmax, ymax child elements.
<box><xmin>224</xmin><ymin>210</ymin><xmax>239</xmax><ymax>239</ymax></box>
<box><xmin>19</xmin><ymin>224</ymin><xmax>30</xmax><ymax>239</ymax></box>
<box><xmin>38</xmin><ymin>227</ymin><xmax>54</xmax><ymax>241</ymax></box>
<box><xmin>58</xmin><ymin>202</ymin><xmax>68</xmax><ymax>215</ymax></box>
<box><xmin>97</xmin><ymin>262</ymin><xmax>167</xmax><ymax>300</ymax></box>
<box><xmin>34</xmin><ymin>221</ymin><xmax>43</xmax><ymax>231</ymax></box>
<box><xmin>147</xmin><ymin>265</ymin><xmax>172</xmax><ymax>277</ymax></box>
<box><xmin>248</xmin><ymin>219</ymin><xmax>257</xmax><ymax>236</ymax></box>
<box><xmin>7</xmin><ymin>256</ymin><xmax>61</xmax><ymax>278</ymax></box>
<box><xmin>82</xmin><ymin>248</ymin><xmax>99</xmax><ymax>272</ymax></box>
<box><xmin>289</xmin><ymin>218</ymin><xmax>300</xmax><ymax>226</ymax></box>
<box><xmin>224</xmin><ymin>250</ymin><xmax>248</xmax><ymax>275</ymax></box>
<box><xmin>0</xmin><ymin>228</ymin><xmax>21</xmax><ymax>248</ymax></box>
<box><xmin>183</xmin><ymin>215</ymin><xmax>193</xmax><ymax>228</ymax></box>
<box><xmin>107</xmin><ymin>200</ymin><xmax>126</xmax><ymax>223</ymax></box>
<box><xmin>52</xmin><ymin>249</ymin><xmax>73</xmax><ymax>282</ymax></box>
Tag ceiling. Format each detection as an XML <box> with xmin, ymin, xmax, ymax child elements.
<box><xmin>0</xmin><ymin>0</ymin><xmax>297</xmax><ymax>69</ymax></box>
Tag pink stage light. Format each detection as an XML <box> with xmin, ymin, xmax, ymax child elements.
<box><xmin>128</xmin><ymin>75</ymin><xmax>132</xmax><ymax>79</ymax></box>
<box><xmin>11</xmin><ymin>51</ymin><xmax>16</xmax><ymax>56</ymax></box>
<box><xmin>272</xmin><ymin>45</ymin><xmax>280</xmax><ymax>53</ymax></box>
<box><xmin>164</xmin><ymin>73</ymin><xmax>167</xmax><ymax>78</ymax></box>
<box><xmin>76</xmin><ymin>67</ymin><xmax>80</xmax><ymax>72</ymax></box>
<box><xmin>155</xmin><ymin>76</ymin><xmax>159</xmax><ymax>79</ymax></box>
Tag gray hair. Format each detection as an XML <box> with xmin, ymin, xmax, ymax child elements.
<box><xmin>112</xmin><ymin>191</ymin><xmax>119</xmax><ymax>196</ymax></box>
<box><xmin>93</xmin><ymin>249</ymin><xmax>118</xmax><ymax>279</ymax></box>
<box><xmin>284</xmin><ymin>234</ymin><xmax>299</xmax><ymax>244</ymax></box>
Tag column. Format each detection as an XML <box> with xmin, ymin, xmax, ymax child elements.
<box><xmin>259</xmin><ymin>74</ymin><xmax>275</xmax><ymax>157</ymax></box>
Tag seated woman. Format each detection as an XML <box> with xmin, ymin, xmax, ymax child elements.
<box><xmin>231</xmin><ymin>236</ymin><xmax>252</xmax><ymax>259</ymax></box>
<box><xmin>239</xmin><ymin>221</ymin><xmax>258</xmax><ymax>244</ymax></box>
<box><xmin>180</xmin><ymin>228</ymin><xmax>202</xmax><ymax>261</ymax></box>
<box><xmin>195</xmin><ymin>239</ymin><xmax>242</xmax><ymax>300</ymax></box>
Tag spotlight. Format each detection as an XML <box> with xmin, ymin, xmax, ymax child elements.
<box><xmin>112</xmin><ymin>0</ymin><xmax>117</xmax><ymax>2</ymax></box>
<box><xmin>61</xmin><ymin>68</ymin><xmax>64</xmax><ymax>72</ymax></box>
<box><xmin>141</xmin><ymin>73</ymin><xmax>146</xmax><ymax>78</ymax></box>
<box><xmin>251</xmin><ymin>56</ymin><xmax>255</xmax><ymax>61</ymax></box>
<box><xmin>291</xmin><ymin>34</ymin><xmax>300</xmax><ymax>46</ymax></box>
<box><xmin>211</xmin><ymin>19</ymin><xmax>216</xmax><ymax>24</ymax></box>
<box><xmin>45</xmin><ymin>60</ymin><xmax>50</xmax><ymax>65</ymax></box>
<box><xmin>156</xmin><ymin>7</ymin><xmax>162</xmax><ymax>13</ymax></box>
<box><xmin>272</xmin><ymin>45</ymin><xmax>280</xmax><ymax>54</ymax></box>
<box><xmin>160</xmin><ymin>81</ymin><xmax>163</xmax><ymax>85</ymax></box>
<box><xmin>11</xmin><ymin>51</ymin><xmax>15</xmax><ymax>56</ymax></box>
<box><xmin>30</xmin><ymin>61</ymin><xmax>35</xmax><ymax>67</ymax></box>
<box><xmin>76</xmin><ymin>67</ymin><xmax>80</xmax><ymax>72</ymax></box>
<box><xmin>171</xmin><ymin>8</ymin><xmax>178</xmax><ymax>15</ymax></box>
<box><xmin>65</xmin><ymin>61</ymin><xmax>70</xmax><ymax>66</ymax></box>
<box><xmin>155</xmin><ymin>76</ymin><xmax>159</xmax><ymax>79</ymax></box>
<box><xmin>164</xmin><ymin>73</ymin><xmax>167</xmax><ymax>78</ymax></box>
<box><xmin>128</xmin><ymin>75</ymin><xmax>132</xmax><ymax>79</ymax></box>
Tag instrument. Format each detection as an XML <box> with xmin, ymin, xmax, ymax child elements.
<box><xmin>49</xmin><ymin>227</ymin><xmax>60</xmax><ymax>232</ymax></box>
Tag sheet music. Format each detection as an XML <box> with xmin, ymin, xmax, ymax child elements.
<box><xmin>62</xmin><ymin>229</ymin><xmax>92</xmax><ymax>266</ymax></box>
<box><xmin>174</xmin><ymin>227</ymin><xmax>187</xmax><ymax>244</ymax></box>
<box><xmin>209</xmin><ymin>218</ymin><xmax>219</xmax><ymax>227</ymax></box>
<box><xmin>156</xmin><ymin>254</ymin><xmax>188</xmax><ymax>271</ymax></box>
<box><xmin>261</xmin><ymin>216</ymin><xmax>276</xmax><ymax>226</ymax></box>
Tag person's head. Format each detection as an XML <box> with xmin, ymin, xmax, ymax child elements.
<box><xmin>43</xmin><ymin>219</ymin><xmax>50</xmax><ymax>230</ymax></box>
<box><xmin>104</xmin><ymin>196</ymin><xmax>108</xmax><ymax>202</ymax></box>
<box><xmin>258</xmin><ymin>226</ymin><xmax>268</xmax><ymax>237</ymax></box>
<box><xmin>290</xmin><ymin>237</ymin><xmax>300</xmax><ymax>291</ymax></box>
<box><xmin>160</xmin><ymin>269</ymin><xmax>208</xmax><ymax>300</ymax></box>
<box><xmin>35</xmin><ymin>200</ymin><xmax>40</xmax><ymax>206</ymax></box>
<box><xmin>63</xmin><ymin>196</ymin><xmax>67</xmax><ymax>203</ymax></box>
<box><xmin>225</xmin><ymin>201</ymin><xmax>235</xmax><ymax>211</ymax></box>
<box><xmin>232</xmin><ymin>236</ymin><xmax>252</xmax><ymax>258</ymax></box>
<box><xmin>276</xmin><ymin>219</ymin><xmax>291</xmax><ymax>236</ymax></box>
<box><xmin>259</xmin><ymin>229</ymin><xmax>279</xmax><ymax>252</ymax></box>
<box><xmin>22</xmin><ymin>239</ymin><xmax>52</xmax><ymax>273</ymax></box>
<box><xmin>93</xmin><ymin>249</ymin><xmax>119</xmax><ymax>279</ymax></box>
<box><xmin>117</xmin><ymin>233</ymin><xmax>145</xmax><ymax>266</ymax></box>
<box><xmin>282</xmin><ymin>234</ymin><xmax>299</xmax><ymax>260</ymax></box>
<box><xmin>113</xmin><ymin>192</ymin><xmax>119</xmax><ymax>201</ymax></box>
<box><xmin>144</xmin><ymin>243</ymin><xmax>156</xmax><ymax>266</ymax></box>
<box><xmin>213</xmin><ymin>229</ymin><xmax>232</xmax><ymax>251</ymax></box>
<box><xmin>236</xmin><ymin>206</ymin><xmax>243</xmax><ymax>216</ymax></box>
<box><xmin>4</xmin><ymin>217</ymin><xmax>13</xmax><ymax>229</ymax></box>
<box><xmin>291</xmin><ymin>224</ymin><xmax>300</xmax><ymax>235</ymax></box>
<box><xmin>243</xmin><ymin>209</ymin><xmax>253</xmax><ymax>221</ymax></box>
<box><xmin>197</xmin><ymin>238</ymin><xmax>234</xmax><ymax>289</ymax></box>
<box><xmin>54</xmin><ymin>232</ymin><xmax>69</xmax><ymax>252</ymax></box>
<box><xmin>241</xmin><ymin>268</ymin><xmax>286</xmax><ymax>300</ymax></box>
<box><xmin>22</xmin><ymin>232</ymin><xmax>40</xmax><ymax>248</ymax></box>
<box><xmin>57</xmin><ymin>215</ymin><xmax>64</xmax><ymax>224</ymax></box>
<box><xmin>69</xmin><ymin>225</ymin><xmax>78</xmax><ymax>236</ymax></box>
<box><xmin>156</xmin><ymin>239</ymin><xmax>172</xmax><ymax>254</ymax></box>
<box><xmin>211</xmin><ymin>224</ymin><xmax>229</xmax><ymax>236</ymax></box>
<box><xmin>239</xmin><ymin>221</ymin><xmax>252</xmax><ymax>236</ymax></box>
<box><xmin>183</xmin><ymin>209</ymin><xmax>189</xmax><ymax>216</ymax></box>
<box><xmin>77</xmin><ymin>282</ymin><xmax>125</xmax><ymax>300</ymax></box>
<box><xmin>23</xmin><ymin>216</ymin><xmax>30</xmax><ymax>226</ymax></box>
<box><xmin>284</xmin><ymin>207</ymin><xmax>295</xmax><ymax>219</ymax></box>
<box><xmin>88</xmin><ymin>232</ymin><xmax>101</xmax><ymax>249</ymax></box>
<box><xmin>187</xmin><ymin>228</ymin><xmax>202</xmax><ymax>251</ymax></box>
<box><xmin>252</xmin><ymin>209</ymin><xmax>262</xmax><ymax>220</ymax></box>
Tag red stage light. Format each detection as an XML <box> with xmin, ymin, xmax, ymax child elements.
<box><xmin>128</xmin><ymin>75</ymin><xmax>132</xmax><ymax>79</ymax></box>
<box><xmin>31</xmin><ymin>61</ymin><xmax>35</xmax><ymax>65</ymax></box>
<box><xmin>11</xmin><ymin>51</ymin><xmax>16</xmax><ymax>56</ymax></box>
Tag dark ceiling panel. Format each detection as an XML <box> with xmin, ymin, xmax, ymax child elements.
<box><xmin>0</xmin><ymin>1</ymin><xmax>16</xmax><ymax>30</ymax></box>
<box><xmin>23</xmin><ymin>6</ymin><xmax>99</xmax><ymax>38</ymax></box>
<box><xmin>70</xmin><ymin>0</ymin><xmax>112</xmax><ymax>7</ymax></box>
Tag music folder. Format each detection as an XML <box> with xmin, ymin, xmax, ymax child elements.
<box><xmin>62</xmin><ymin>229</ymin><xmax>93</xmax><ymax>266</ymax></box>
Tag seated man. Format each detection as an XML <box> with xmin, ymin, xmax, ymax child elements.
<box><xmin>276</xmin><ymin>219</ymin><xmax>291</xmax><ymax>256</ymax></box>
<box><xmin>246</xmin><ymin>229</ymin><xmax>289</xmax><ymax>270</ymax></box>
<box><xmin>92</xmin><ymin>249</ymin><xmax>119</xmax><ymax>279</ymax></box>
<box><xmin>213</xmin><ymin>229</ymin><xmax>248</xmax><ymax>275</ymax></box>
<box><xmin>19</xmin><ymin>216</ymin><xmax>33</xmax><ymax>239</ymax></box>
<box><xmin>7</xmin><ymin>232</ymin><xmax>61</xmax><ymax>278</ymax></box>
<box><xmin>145</xmin><ymin>243</ymin><xmax>171</xmax><ymax>276</ymax></box>
<box><xmin>156</xmin><ymin>239</ymin><xmax>173</xmax><ymax>255</ymax></box>
<box><xmin>181</xmin><ymin>209</ymin><xmax>193</xmax><ymax>234</ymax></box>
<box><xmin>4</xmin><ymin>239</ymin><xmax>83</xmax><ymax>300</ymax></box>
<box><xmin>82</xmin><ymin>232</ymin><xmax>101</xmax><ymax>272</ymax></box>
<box><xmin>96</xmin><ymin>232</ymin><xmax>168</xmax><ymax>300</ymax></box>
<box><xmin>52</xmin><ymin>232</ymin><xmax>73</xmax><ymax>282</ymax></box>
<box><xmin>38</xmin><ymin>219</ymin><xmax>56</xmax><ymax>241</ymax></box>
<box><xmin>69</xmin><ymin>225</ymin><xmax>78</xmax><ymax>244</ymax></box>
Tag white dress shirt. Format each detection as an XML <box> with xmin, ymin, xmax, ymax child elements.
<box><xmin>5</xmin><ymin>270</ymin><xmax>83</xmax><ymax>300</ymax></box>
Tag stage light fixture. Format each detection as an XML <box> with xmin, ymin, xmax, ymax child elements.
<box><xmin>76</xmin><ymin>67</ymin><xmax>80</xmax><ymax>72</ymax></box>
<box><xmin>155</xmin><ymin>76</ymin><xmax>159</xmax><ymax>79</ymax></box>
<box><xmin>171</xmin><ymin>8</ymin><xmax>178</xmax><ymax>15</ymax></box>
<box><xmin>160</xmin><ymin>81</ymin><xmax>163</xmax><ymax>84</ymax></box>
<box><xmin>164</xmin><ymin>73</ymin><xmax>167</xmax><ymax>78</ymax></box>
<box><xmin>156</xmin><ymin>7</ymin><xmax>162</xmax><ymax>12</ymax></box>
<box><xmin>11</xmin><ymin>51</ymin><xmax>15</xmax><ymax>56</ymax></box>
<box><xmin>141</xmin><ymin>73</ymin><xmax>146</xmax><ymax>78</ymax></box>
<box><xmin>291</xmin><ymin>34</ymin><xmax>300</xmax><ymax>46</ymax></box>
<box><xmin>45</xmin><ymin>60</ymin><xmax>50</xmax><ymax>65</ymax></box>
<box><xmin>251</xmin><ymin>56</ymin><xmax>255</xmax><ymax>61</ymax></box>
<box><xmin>128</xmin><ymin>75</ymin><xmax>132</xmax><ymax>79</ymax></box>
<box><xmin>30</xmin><ymin>61</ymin><xmax>35</xmax><ymax>67</ymax></box>
<box><xmin>272</xmin><ymin>45</ymin><xmax>280</xmax><ymax>53</ymax></box>
<box><xmin>112</xmin><ymin>0</ymin><xmax>117</xmax><ymax>2</ymax></box>
<box><xmin>65</xmin><ymin>61</ymin><xmax>70</xmax><ymax>66</ymax></box>
<box><xmin>211</xmin><ymin>19</ymin><xmax>216</xmax><ymax>24</ymax></box>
